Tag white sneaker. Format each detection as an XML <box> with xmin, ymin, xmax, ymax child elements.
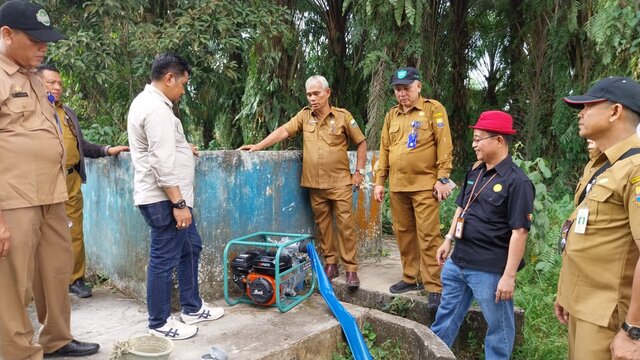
<box><xmin>181</xmin><ymin>302</ymin><xmax>224</xmax><ymax>325</ymax></box>
<box><xmin>149</xmin><ymin>317</ymin><xmax>198</xmax><ymax>340</ymax></box>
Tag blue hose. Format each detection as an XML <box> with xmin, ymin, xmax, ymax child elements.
<box><xmin>306</xmin><ymin>243</ymin><xmax>373</xmax><ymax>360</ymax></box>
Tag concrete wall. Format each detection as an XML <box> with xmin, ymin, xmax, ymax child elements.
<box><xmin>82</xmin><ymin>150</ymin><xmax>382</xmax><ymax>301</ymax></box>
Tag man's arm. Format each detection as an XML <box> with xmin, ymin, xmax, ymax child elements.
<box><xmin>237</xmin><ymin>126</ymin><xmax>289</xmax><ymax>152</ymax></box>
<box><xmin>495</xmin><ymin>228</ymin><xmax>528</xmax><ymax>303</ymax></box>
<box><xmin>436</xmin><ymin>206</ymin><xmax>463</xmax><ymax>265</ymax></box>
<box><xmin>352</xmin><ymin>140</ymin><xmax>367</xmax><ymax>187</ymax></box>
<box><xmin>0</xmin><ymin>210</ymin><xmax>11</xmax><ymax>258</ymax></box>
<box><xmin>432</xmin><ymin>103</ymin><xmax>454</xmax><ymax>201</ymax></box>
<box><xmin>374</xmin><ymin>113</ymin><xmax>391</xmax><ymax>202</ymax></box>
<box><xmin>610</xmin><ymin>238</ymin><xmax>640</xmax><ymax>359</ymax></box>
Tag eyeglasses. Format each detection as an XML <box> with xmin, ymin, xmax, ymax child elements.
<box><xmin>557</xmin><ymin>219</ymin><xmax>573</xmax><ymax>254</ymax></box>
<box><xmin>472</xmin><ymin>135</ymin><xmax>499</xmax><ymax>143</ymax></box>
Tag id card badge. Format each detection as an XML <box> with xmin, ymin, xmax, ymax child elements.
<box><xmin>454</xmin><ymin>217</ymin><xmax>465</xmax><ymax>239</ymax></box>
<box><xmin>574</xmin><ymin>208</ymin><xmax>589</xmax><ymax>234</ymax></box>
<box><xmin>407</xmin><ymin>132</ymin><xmax>417</xmax><ymax>149</ymax></box>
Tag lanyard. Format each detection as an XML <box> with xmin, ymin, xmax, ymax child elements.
<box><xmin>461</xmin><ymin>168</ymin><xmax>498</xmax><ymax>217</ymax></box>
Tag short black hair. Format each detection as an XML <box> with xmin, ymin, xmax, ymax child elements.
<box><xmin>488</xmin><ymin>131</ymin><xmax>513</xmax><ymax>145</ymax></box>
<box><xmin>150</xmin><ymin>52</ymin><xmax>191</xmax><ymax>81</ymax></box>
<box><xmin>36</xmin><ymin>63</ymin><xmax>59</xmax><ymax>74</ymax></box>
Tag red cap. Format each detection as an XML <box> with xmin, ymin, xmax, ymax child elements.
<box><xmin>469</xmin><ymin>110</ymin><xmax>517</xmax><ymax>135</ymax></box>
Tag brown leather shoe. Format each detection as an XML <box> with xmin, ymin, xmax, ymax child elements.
<box><xmin>324</xmin><ymin>264</ymin><xmax>339</xmax><ymax>280</ymax></box>
<box><xmin>346</xmin><ymin>272</ymin><xmax>360</xmax><ymax>288</ymax></box>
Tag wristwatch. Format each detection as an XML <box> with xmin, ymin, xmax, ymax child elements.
<box><xmin>172</xmin><ymin>199</ymin><xmax>187</xmax><ymax>209</ymax></box>
<box><xmin>622</xmin><ymin>322</ymin><xmax>640</xmax><ymax>340</ymax></box>
<box><xmin>356</xmin><ymin>168</ymin><xmax>366</xmax><ymax>175</ymax></box>
<box><xmin>438</xmin><ymin>177</ymin><xmax>450</xmax><ymax>184</ymax></box>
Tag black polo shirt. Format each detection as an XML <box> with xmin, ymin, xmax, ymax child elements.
<box><xmin>451</xmin><ymin>156</ymin><xmax>535</xmax><ymax>275</ymax></box>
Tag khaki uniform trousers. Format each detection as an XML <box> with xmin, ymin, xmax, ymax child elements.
<box><xmin>568</xmin><ymin>311</ymin><xmax>621</xmax><ymax>360</ymax></box>
<box><xmin>0</xmin><ymin>203</ymin><xmax>73</xmax><ymax>360</ymax></box>
<box><xmin>65</xmin><ymin>170</ymin><xmax>85</xmax><ymax>284</ymax></box>
<box><xmin>390</xmin><ymin>190</ymin><xmax>442</xmax><ymax>292</ymax></box>
<box><xmin>309</xmin><ymin>186</ymin><xmax>358</xmax><ymax>272</ymax></box>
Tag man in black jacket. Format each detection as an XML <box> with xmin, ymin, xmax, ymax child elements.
<box><xmin>37</xmin><ymin>64</ymin><xmax>128</xmax><ymax>298</ymax></box>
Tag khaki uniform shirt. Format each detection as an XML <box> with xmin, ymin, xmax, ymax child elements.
<box><xmin>557</xmin><ymin>134</ymin><xmax>640</xmax><ymax>327</ymax></box>
<box><xmin>375</xmin><ymin>97</ymin><xmax>453</xmax><ymax>192</ymax></box>
<box><xmin>57</xmin><ymin>105</ymin><xmax>80</xmax><ymax>169</ymax></box>
<box><xmin>284</xmin><ymin>106</ymin><xmax>365</xmax><ymax>189</ymax></box>
<box><xmin>0</xmin><ymin>53</ymin><xmax>67</xmax><ymax>210</ymax></box>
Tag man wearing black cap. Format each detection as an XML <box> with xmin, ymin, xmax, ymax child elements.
<box><xmin>0</xmin><ymin>1</ymin><xmax>99</xmax><ymax>358</ymax></box>
<box><xmin>555</xmin><ymin>77</ymin><xmax>640</xmax><ymax>359</ymax></box>
<box><xmin>430</xmin><ymin>110</ymin><xmax>534</xmax><ymax>359</ymax></box>
<box><xmin>373</xmin><ymin>67</ymin><xmax>453</xmax><ymax>309</ymax></box>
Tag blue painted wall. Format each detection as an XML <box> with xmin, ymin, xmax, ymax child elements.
<box><xmin>83</xmin><ymin>150</ymin><xmax>382</xmax><ymax>300</ymax></box>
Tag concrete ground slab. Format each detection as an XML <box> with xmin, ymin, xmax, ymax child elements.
<box><xmin>32</xmin><ymin>291</ymin><xmax>366</xmax><ymax>360</ymax></box>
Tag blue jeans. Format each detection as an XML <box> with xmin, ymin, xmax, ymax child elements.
<box><xmin>138</xmin><ymin>201</ymin><xmax>203</xmax><ymax>329</ymax></box>
<box><xmin>431</xmin><ymin>259</ymin><xmax>515</xmax><ymax>360</ymax></box>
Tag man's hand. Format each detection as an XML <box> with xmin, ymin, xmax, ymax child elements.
<box><xmin>351</xmin><ymin>172</ymin><xmax>364</xmax><ymax>189</ymax></box>
<box><xmin>433</xmin><ymin>181</ymin><xmax>452</xmax><ymax>202</ymax></box>
<box><xmin>373</xmin><ymin>185</ymin><xmax>385</xmax><ymax>203</ymax></box>
<box><xmin>0</xmin><ymin>223</ymin><xmax>10</xmax><ymax>258</ymax></box>
<box><xmin>436</xmin><ymin>240</ymin><xmax>451</xmax><ymax>266</ymax></box>
<box><xmin>107</xmin><ymin>145</ymin><xmax>129</xmax><ymax>156</ymax></box>
<box><xmin>237</xmin><ymin>144</ymin><xmax>259</xmax><ymax>152</ymax></box>
<box><xmin>611</xmin><ymin>330</ymin><xmax>640</xmax><ymax>359</ymax></box>
<box><xmin>173</xmin><ymin>208</ymin><xmax>192</xmax><ymax>230</ymax></box>
<box><xmin>554</xmin><ymin>298</ymin><xmax>569</xmax><ymax>325</ymax></box>
<box><xmin>495</xmin><ymin>274</ymin><xmax>516</xmax><ymax>303</ymax></box>
<box><xmin>190</xmin><ymin>143</ymin><xmax>199</xmax><ymax>157</ymax></box>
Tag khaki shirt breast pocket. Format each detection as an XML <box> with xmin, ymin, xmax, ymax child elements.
<box><xmin>389</xmin><ymin>121</ymin><xmax>402</xmax><ymax>144</ymax></box>
<box><xmin>323</xmin><ymin>126</ymin><xmax>344</xmax><ymax>146</ymax></box>
<box><xmin>303</xmin><ymin>122</ymin><xmax>316</xmax><ymax>141</ymax></box>
<box><xmin>3</xmin><ymin>96</ymin><xmax>39</xmax><ymax>129</ymax></box>
<box><xmin>587</xmin><ymin>184</ymin><xmax>618</xmax><ymax>221</ymax></box>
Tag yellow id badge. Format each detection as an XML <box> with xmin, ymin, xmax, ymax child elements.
<box><xmin>574</xmin><ymin>208</ymin><xmax>589</xmax><ymax>234</ymax></box>
<box><xmin>454</xmin><ymin>217</ymin><xmax>464</xmax><ymax>239</ymax></box>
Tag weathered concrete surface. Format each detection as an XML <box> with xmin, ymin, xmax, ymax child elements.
<box><xmin>82</xmin><ymin>150</ymin><xmax>381</xmax><ymax>301</ymax></box>
<box><xmin>29</xmin><ymin>289</ymin><xmax>453</xmax><ymax>360</ymax></box>
<box><xmin>330</xmin><ymin>236</ymin><xmax>525</xmax><ymax>355</ymax></box>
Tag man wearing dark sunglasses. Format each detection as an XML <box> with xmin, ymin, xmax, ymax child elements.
<box><xmin>555</xmin><ymin>77</ymin><xmax>640</xmax><ymax>359</ymax></box>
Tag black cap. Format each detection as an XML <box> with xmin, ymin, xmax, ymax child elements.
<box><xmin>564</xmin><ymin>76</ymin><xmax>640</xmax><ymax>115</ymax></box>
<box><xmin>390</xmin><ymin>67</ymin><xmax>421</xmax><ymax>85</ymax></box>
<box><xmin>0</xmin><ymin>1</ymin><xmax>65</xmax><ymax>42</ymax></box>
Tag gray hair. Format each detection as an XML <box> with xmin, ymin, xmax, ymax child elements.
<box><xmin>305</xmin><ymin>75</ymin><xmax>329</xmax><ymax>90</ymax></box>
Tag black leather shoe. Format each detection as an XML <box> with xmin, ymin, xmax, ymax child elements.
<box><xmin>44</xmin><ymin>339</ymin><xmax>100</xmax><ymax>357</ymax></box>
<box><xmin>427</xmin><ymin>292</ymin><xmax>442</xmax><ymax>310</ymax></box>
<box><xmin>69</xmin><ymin>279</ymin><xmax>92</xmax><ymax>298</ymax></box>
<box><xmin>389</xmin><ymin>280</ymin><xmax>424</xmax><ymax>294</ymax></box>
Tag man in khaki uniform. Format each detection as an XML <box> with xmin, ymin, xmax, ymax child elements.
<box><xmin>37</xmin><ymin>64</ymin><xmax>129</xmax><ymax>298</ymax></box>
<box><xmin>555</xmin><ymin>77</ymin><xmax>640</xmax><ymax>359</ymax></box>
<box><xmin>0</xmin><ymin>1</ymin><xmax>99</xmax><ymax>358</ymax></box>
<box><xmin>239</xmin><ymin>75</ymin><xmax>367</xmax><ymax>288</ymax></box>
<box><xmin>374</xmin><ymin>67</ymin><xmax>453</xmax><ymax>309</ymax></box>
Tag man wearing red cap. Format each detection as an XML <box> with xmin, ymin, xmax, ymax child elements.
<box><xmin>374</xmin><ymin>67</ymin><xmax>453</xmax><ymax>309</ymax></box>
<box><xmin>0</xmin><ymin>1</ymin><xmax>99</xmax><ymax>358</ymax></box>
<box><xmin>555</xmin><ymin>77</ymin><xmax>640</xmax><ymax>359</ymax></box>
<box><xmin>430</xmin><ymin>110</ymin><xmax>534</xmax><ymax>359</ymax></box>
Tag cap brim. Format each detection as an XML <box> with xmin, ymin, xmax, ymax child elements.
<box><xmin>24</xmin><ymin>28</ymin><xmax>66</xmax><ymax>43</ymax></box>
<box><xmin>563</xmin><ymin>95</ymin><xmax>607</xmax><ymax>109</ymax></box>
<box><xmin>468</xmin><ymin>125</ymin><xmax>517</xmax><ymax>135</ymax></box>
<box><xmin>391</xmin><ymin>79</ymin><xmax>416</xmax><ymax>86</ymax></box>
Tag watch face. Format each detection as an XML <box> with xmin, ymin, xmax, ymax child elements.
<box><xmin>629</xmin><ymin>327</ymin><xmax>640</xmax><ymax>340</ymax></box>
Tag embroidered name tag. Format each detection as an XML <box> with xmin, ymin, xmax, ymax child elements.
<box><xmin>11</xmin><ymin>91</ymin><xmax>28</xmax><ymax>98</ymax></box>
